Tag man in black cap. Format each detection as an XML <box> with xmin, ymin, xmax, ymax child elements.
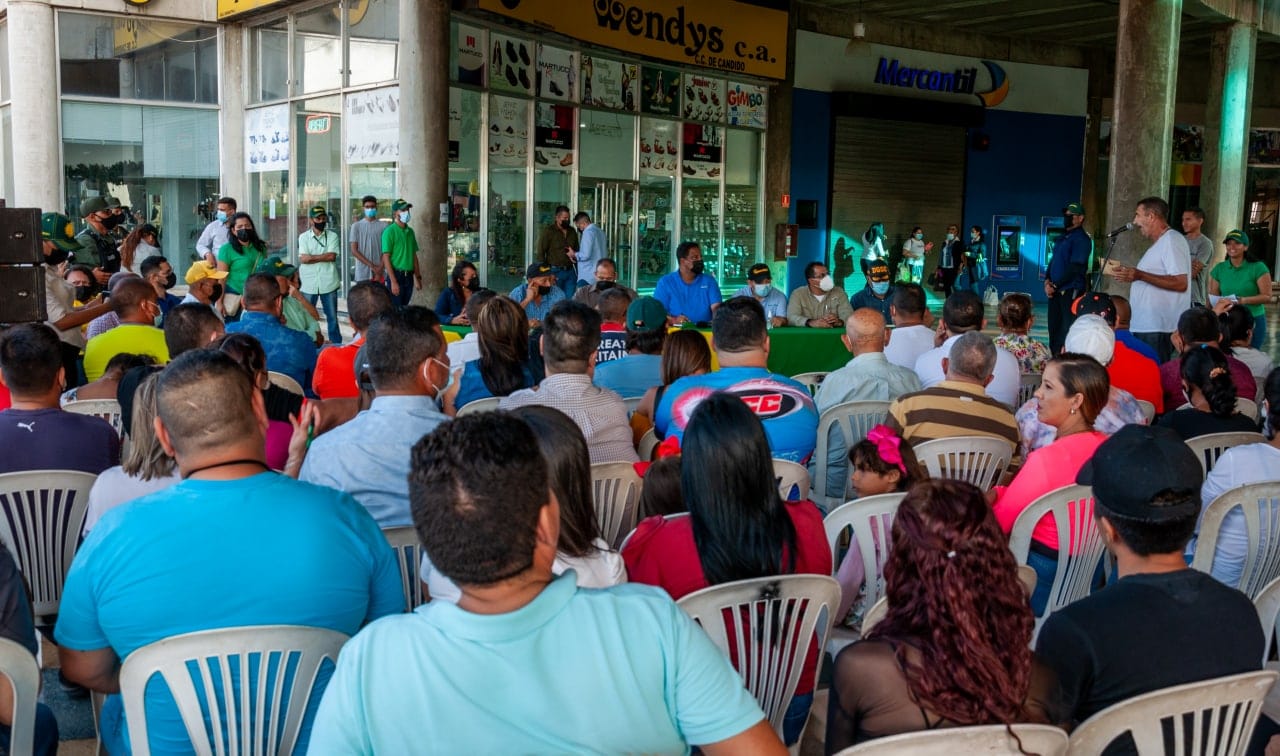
<box><xmin>509</xmin><ymin>262</ymin><xmax>565</xmax><ymax>330</ymax></box>
<box><xmin>1044</xmin><ymin>201</ymin><xmax>1092</xmax><ymax>355</ymax></box>
<box><xmin>847</xmin><ymin>259</ymin><xmax>895</xmax><ymax>322</ymax></box>
<box><xmin>1036</xmin><ymin>425</ymin><xmax>1263</xmax><ymax>737</ymax></box>
<box><xmin>74</xmin><ymin>197</ymin><xmax>121</xmax><ymax>285</ymax></box>
<box><xmin>731</xmin><ymin>262</ymin><xmax>788</xmax><ymax>328</ymax></box>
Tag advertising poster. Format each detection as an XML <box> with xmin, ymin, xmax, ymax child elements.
<box><xmin>640</xmin><ymin>66</ymin><xmax>681</xmax><ymax>116</ymax></box>
<box><xmin>681</xmin><ymin>123</ymin><xmax>723</xmax><ymax>180</ymax></box>
<box><xmin>489</xmin><ymin>95</ymin><xmax>529</xmax><ymax>167</ymax></box>
<box><xmin>640</xmin><ymin>118</ymin><xmax>678</xmax><ymax>177</ymax></box>
<box><xmin>1041</xmin><ymin>215</ymin><xmax>1066</xmax><ymax>283</ymax></box>
<box><xmin>535</xmin><ymin>104</ymin><xmax>575</xmax><ymax>169</ymax></box>
<box><xmin>448</xmin><ymin>88</ymin><xmax>461</xmax><ymax>162</ymax></box>
<box><xmin>581</xmin><ymin>56</ymin><xmax>637</xmax><ymax>111</ymax></box>
<box><xmin>453</xmin><ymin>23</ymin><xmax>486</xmax><ymax>87</ymax></box>
<box><xmin>344</xmin><ymin>86</ymin><xmax>400</xmax><ymax>164</ymax></box>
<box><xmin>682</xmin><ymin>74</ymin><xmax>725</xmax><ymax>123</ymax></box>
<box><xmin>726</xmin><ymin>82</ymin><xmax>767</xmax><ymax>128</ymax></box>
<box><xmin>246</xmin><ymin>104</ymin><xmax>290</xmax><ymax>172</ymax></box>
<box><xmin>491</xmin><ymin>33</ymin><xmax>534</xmax><ymax>94</ymax></box>
<box><xmin>991</xmin><ymin>214</ymin><xmax>1025</xmax><ymax>281</ymax></box>
<box><xmin>536</xmin><ymin>44</ymin><xmax>576</xmax><ymax>101</ymax></box>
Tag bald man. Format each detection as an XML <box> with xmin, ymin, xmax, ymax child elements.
<box><xmin>810</xmin><ymin>308</ymin><xmax>922</xmax><ymax>500</ymax></box>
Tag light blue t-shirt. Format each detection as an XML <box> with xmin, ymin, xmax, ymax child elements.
<box><xmin>654</xmin><ymin>271</ymin><xmax>723</xmax><ymax>323</ymax></box>
<box><xmin>731</xmin><ymin>286</ymin><xmax>789</xmax><ymax>322</ymax></box>
<box><xmin>55</xmin><ymin>472</ymin><xmax>404</xmax><ymax>755</ymax></box>
<box><xmin>310</xmin><ymin>572</ymin><xmax>764</xmax><ymax>754</ymax></box>
<box><xmin>300</xmin><ymin>394</ymin><xmax>450</xmax><ymax>528</ymax></box>
<box><xmin>594</xmin><ymin>353</ymin><xmax>663</xmax><ymax>398</ymax></box>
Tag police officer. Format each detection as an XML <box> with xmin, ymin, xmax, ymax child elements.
<box><xmin>74</xmin><ymin>197</ymin><xmax>122</xmax><ymax>286</ymax></box>
<box><xmin>1045</xmin><ymin>201</ymin><xmax>1093</xmax><ymax>355</ymax></box>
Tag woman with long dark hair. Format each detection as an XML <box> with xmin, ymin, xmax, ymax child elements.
<box><xmin>633</xmin><ymin>329</ymin><xmax>711</xmax><ymax>441</ymax></box>
<box><xmin>215</xmin><ymin>212</ymin><xmax>269</xmax><ymax>318</ymax></box>
<box><xmin>624</xmin><ymin>393</ymin><xmax>830</xmax><ymax>745</ymax></box>
<box><xmin>826</xmin><ymin>479</ymin><xmax>1059</xmax><ymax>750</ymax></box>
<box><xmin>443</xmin><ymin>295</ymin><xmax>535</xmax><ymax>414</ymax></box>
<box><xmin>1158</xmin><ymin>345</ymin><xmax>1258</xmax><ymax>439</ymax></box>
<box><xmin>436</xmin><ymin>260</ymin><xmax>480</xmax><ymax>325</ymax></box>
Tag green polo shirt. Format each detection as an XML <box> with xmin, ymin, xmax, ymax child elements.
<box><xmin>1211</xmin><ymin>258</ymin><xmax>1271</xmax><ymax>317</ymax></box>
<box><xmin>381</xmin><ymin>223</ymin><xmax>419</xmax><ymax>273</ymax></box>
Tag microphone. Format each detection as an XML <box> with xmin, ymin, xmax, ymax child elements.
<box><xmin>1106</xmin><ymin>222</ymin><xmax>1135</xmax><ymax>238</ymax></box>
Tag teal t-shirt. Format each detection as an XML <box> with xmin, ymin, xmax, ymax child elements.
<box><xmin>309</xmin><ymin>572</ymin><xmax>765</xmax><ymax>753</ymax></box>
<box><xmin>55</xmin><ymin>472</ymin><xmax>404</xmax><ymax>755</ymax></box>
<box><xmin>1211</xmin><ymin>258</ymin><xmax>1271</xmax><ymax>317</ymax></box>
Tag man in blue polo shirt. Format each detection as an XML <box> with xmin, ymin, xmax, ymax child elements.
<box><xmin>655</xmin><ymin>297</ymin><xmax>818</xmax><ymax>464</ymax></box>
<box><xmin>654</xmin><ymin>241</ymin><xmax>722</xmax><ymax>326</ymax></box>
<box><xmin>226</xmin><ymin>272</ymin><xmax>318</xmax><ymax>393</ymax></box>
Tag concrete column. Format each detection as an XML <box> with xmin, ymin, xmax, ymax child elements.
<box><xmin>1079</xmin><ymin>50</ymin><xmax>1108</xmax><ymax>238</ymax></box>
<box><xmin>219</xmin><ymin>24</ymin><xmax>248</xmax><ymax>203</ymax></box>
<box><xmin>1199</xmin><ymin>22</ymin><xmax>1255</xmax><ymax>260</ymax></box>
<box><xmin>8</xmin><ymin>0</ymin><xmax>61</xmax><ymax>211</ymax></box>
<box><xmin>1102</xmin><ymin>0</ymin><xmax>1181</xmax><ymax>293</ymax></box>
<box><xmin>397</xmin><ymin>0</ymin><xmax>450</xmax><ymax>305</ymax></box>
<box><xmin>764</xmin><ymin>7</ymin><xmax>795</xmax><ymax>287</ymax></box>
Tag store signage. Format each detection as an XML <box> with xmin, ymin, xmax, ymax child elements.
<box><xmin>873</xmin><ymin>57</ymin><xmax>1009</xmax><ymax>108</ymax></box>
<box><xmin>112</xmin><ymin>19</ymin><xmax>192</xmax><ymax>55</ymax></box>
<box><xmin>472</xmin><ymin>0</ymin><xmax>788</xmax><ymax>80</ymax></box>
<box><xmin>245</xmin><ymin>105</ymin><xmax>290</xmax><ymax>173</ymax></box>
<box><xmin>305</xmin><ymin>116</ymin><xmax>331</xmax><ymax>135</ymax></box>
<box><xmin>454</xmin><ymin>23</ymin><xmax>488</xmax><ymax>86</ymax></box>
<box><xmin>345</xmin><ymin>87</ymin><xmax>400</xmax><ymax>165</ymax></box>
<box><xmin>726</xmin><ymin>82</ymin><xmax>767</xmax><ymax>129</ymax></box>
<box><xmin>640</xmin><ymin>66</ymin><xmax>682</xmax><ymax>116</ymax></box>
<box><xmin>582</xmin><ymin>56</ymin><xmax>639</xmax><ymax>111</ymax></box>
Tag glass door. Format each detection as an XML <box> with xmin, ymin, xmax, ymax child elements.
<box><xmin>637</xmin><ymin>176</ymin><xmax>674</xmax><ymax>293</ymax></box>
<box><xmin>580</xmin><ymin>179</ymin><xmax>638</xmax><ymax>288</ymax></box>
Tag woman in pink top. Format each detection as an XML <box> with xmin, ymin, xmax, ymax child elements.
<box><xmin>989</xmin><ymin>353</ymin><xmax>1109</xmax><ymax>615</ymax></box>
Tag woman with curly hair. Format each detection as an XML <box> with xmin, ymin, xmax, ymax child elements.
<box><xmin>825</xmin><ymin>479</ymin><xmax>1060</xmax><ymax>750</ymax></box>
<box><xmin>1157</xmin><ymin>345</ymin><xmax>1258</xmax><ymax>439</ymax></box>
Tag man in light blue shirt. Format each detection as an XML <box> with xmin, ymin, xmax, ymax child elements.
<box><xmin>310</xmin><ymin>413</ymin><xmax>781</xmax><ymax>755</ymax></box>
<box><xmin>509</xmin><ymin>262</ymin><xmax>566</xmax><ymax>327</ymax></box>
<box><xmin>732</xmin><ymin>262</ymin><xmax>788</xmax><ymax>328</ymax></box>
<box><xmin>812</xmin><ymin>308</ymin><xmax>921</xmax><ymax>500</ymax></box>
<box><xmin>573</xmin><ymin>211</ymin><xmax>606</xmax><ymax>287</ymax></box>
<box><xmin>654</xmin><ymin>241</ymin><xmax>722</xmax><ymax>325</ymax></box>
<box><xmin>55</xmin><ymin>350</ymin><xmax>402</xmax><ymax>756</ymax></box>
<box><xmin>301</xmin><ymin>306</ymin><xmax>452</xmax><ymax>527</ymax></box>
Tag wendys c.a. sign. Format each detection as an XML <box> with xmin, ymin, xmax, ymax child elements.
<box><xmin>473</xmin><ymin>0</ymin><xmax>788</xmax><ymax>80</ymax></box>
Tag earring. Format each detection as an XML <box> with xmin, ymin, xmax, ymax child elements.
<box><xmin>1070</xmin><ymin>408</ymin><xmax>1077</xmax><ymax>414</ymax></box>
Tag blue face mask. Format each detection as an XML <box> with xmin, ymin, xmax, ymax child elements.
<box><xmin>399</xmin><ymin>210</ymin><xmax>411</xmax><ymax>223</ymax></box>
<box><xmin>752</xmin><ymin>283</ymin><xmax>772</xmax><ymax>297</ymax></box>
<box><xmin>871</xmin><ymin>281</ymin><xmax>890</xmax><ymax>296</ymax></box>
<box><xmin>215</xmin><ymin>210</ymin><xmax>228</xmax><ymax>223</ymax></box>
<box><xmin>364</xmin><ymin>208</ymin><xmax>377</xmax><ymax>219</ymax></box>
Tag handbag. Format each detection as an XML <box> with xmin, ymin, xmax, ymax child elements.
<box><xmin>983</xmin><ymin>285</ymin><xmax>1000</xmax><ymax>308</ymax></box>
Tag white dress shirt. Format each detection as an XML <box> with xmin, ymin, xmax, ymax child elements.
<box><xmin>914</xmin><ymin>333</ymin><xmax>1021</xmax><ymax>408</ymax></box>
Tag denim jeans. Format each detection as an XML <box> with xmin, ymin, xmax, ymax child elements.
<box><xmin>1254</xmin><ymin>314</ymin><xmax>1268</xmax><ymax>350</ymax></box>
<box><xmin>553</xmin><ymin>266</ymin><xmax>577</xmax><ymax>297</ymax></box>
<box><xmin>307</xmin><ymin>289</ymin><xmax>342</xmax><ymax>344</ymax></box>
<box><xmin>783</xmin><ymin>691</ymin><xmax>814</xmax><ymax>745</ymax></box>
<box><xmin>1027</xmin><ymin>548</ymin><xmax>1057</xmax><ymax>617</ymax></box>
<box><xmin>387</xmin><ymin>269</ymin><xmax>414</xmax><ymax>307</ymax></box>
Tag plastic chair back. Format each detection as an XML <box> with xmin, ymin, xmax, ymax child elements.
<box><xmin>914</xmin><ymin>436</ymin><xmax>1014</xmax><ymax>491</ymax></box>
<box><xmin>621</xmin><ymin>396</ymin><xmax>644</xmax><ymax>417</ymax></box>
<box><xmin>1007</xmin><ymin>485</ymin><xmax>1104</xmax><ymax>640</ymax></box>
<box><xmin>119</xmin><ymin>624</ymin><xmax>349</xmax><ymax>756</ymax></box>
<box><xmin>1136</xmin><ymin>399</ymin><xmax>1156</xmax><ymax>424</ymax></box>
<box><xmin>677</xmin><ymin>574</ymin><xmax>840</xmax><ymax>740</ymax></box>
<box><xmin>456</xmin><ymin>396</ymin><xmax>502</xmax><ymax>416</ymax></box>
<box><xmin>835</xmin><ymin>723</ymin><xmax>1069</xmax><ymax>755</ymax></box>
<box><xmin>1185</xmin><ymin>432</ymin><xmax>1267</xmax><ymax>474</ymax></box>
<box><xmin>637</xmin><ymin>428</ymin><xmax>660</xmax><ymax>461</ymax></box>
<box><xmin>1191</xmin><ymin>481</ymin><xmax>1280</xmax><ymax>598</ymax></box>
<box><xmin>822</xmin><ymin>493</ymin><xmax>906</xmax><ymax>622</ymax></box>
<box><xmin>266</xmin><ymin>371</ymin><xmax>304</xmax><ymax>396</ymax></box>
<box><xmin>1238</xmin><ymin>397</ymin><xmax>1261</xmax><ymax>422</ymax></box>
<box><xmin>1253</xmin><ymin>575</ymin><xmax>1280</xmax><ymax>664</ymax></box>
<box><xmin>772</xmin><ymin>459</ymin><xmax>810</xmax><ymax>502</ymax></box>
<box><xmin>0</xmin><ymin>470</ymin><xmax>96</xmax><ymax>622</ymax></box>
<box><xmin>381</xmin><ymin>526</ymin><xmax>424</xmax><ymax>612</ymax></box>
<box><xmin>811</xmin><ymin>400</ymin><xmax>892</xmax><ymax>508</ymax></box>
<box><xmin>791</xmin><ymin>372</ymin><xmax>829</xmax><ymax>396</ymax></box>
<box><xmin>0</xmin><ymin>638</ymin><xmax>41</xmax><ymax>755</ymax></box>
<box><xmin>617</xmin><ymin>512</ymin><xmax>687</xmax><ymax>553</ymax></box>
<box><xmin>1018</xmin><ymin>372</ymin><xmax>1043</xmax><ymax>407</ymax></box>
<box><xmin>63</xmin><ymin>399</ymin><xmax>125</xmax><ymax>437</ymax></box>
<box><xmin>1066</xmin><ymin>670</ymin><xmax>1278</xmax><ymax>755</ymax></box>
<box><xmin>590</xmin><ymin>462</ymin><xmax>642</xmax><ymax>549</ymax></box>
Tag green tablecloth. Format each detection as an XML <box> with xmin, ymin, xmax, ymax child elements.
<box><xmin>442</xmin><ymin>324</ymin><xmax>850</xmax><ymax>377</ymax></box>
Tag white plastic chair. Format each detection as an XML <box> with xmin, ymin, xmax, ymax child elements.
<box><xmin>677</xmin><ymin>574</ymin><xmax>840</xmax><ymax>741</ymax></box>
<box><xmin>811</xmin><ymin>400</ymin><xmax>892</xmax><ymax>508</ymax></box>
<box><xmin>792</xmin><ymin>371</ymin><xmax>829</xmax><ymax>396</ymax></box>
<box><xmin>0</xmin><ymin>638</ymin><xmax>41</xmax><ymax>756</ymax></box>
<box><xmin>0</xmin><ymin>470</ymin><xmax>96</xmax><ymax>623</ymax></box>
<box><xmin>1066</xmin><ymin>670</ymin><xmax>1278</xmax><ymax>755</ymax></box>
<box><xmin>63</xmin><ymin>398</ymin><xmax>125</xmax><ymax>437</ymax></box>
<box><xmin>835</xmin><ymin>723</ymin><xmax>1069</xmax><ymax>755</ymax></box>
<box><xmin>1238</xmin><ymin>397</ymin><xmax>1261</xmax><ymax>422</ymax></box>
<box><xmin>637</xmin><ymin>428</ymin><xmax>660</xmax><ymax>461</ymax></box>
<box><xmin>1007</xmin><ymin>485</ymin><xmax>1105</xmax><ymax>640</ymax></box>
<box><xmin>1136</xmin><ymin>399</ymin><xmax>1156</xmax><ymax>424</ymax></box>
<box><xmin>914</xmin><ymin>436</ymin><xmax>1014</xmax><ymax>491</ymax></box>
<box><xmin>772</xmin><ymin>459</ymin><xmax>810</xmax><ymax>502</ymax></box>
<box><xmin>621</xmin><ymin>396</ymin><xmax>644</xmax><ymax>417</ymax></box>
<box><xmin>1018</xmin><ymin>372</ymin><xmax>1043</xmax><ymax>407</ymax></box>
<box><xmin>456</xmin><ymin>396</ymin><xmax>502</xmax><ymax>416</ymax></box>
<box><xmin>382</xmin><ymin>526</ymin><xmax>425</xmax><ymax>612</ymax></box>
<box><xmin>1190</xmin><ymin>481</ymin><xmax>1280</xmax><ymax>598</ymax></box>
<box><xmin>823</xmin><ymin>493</ymin><xmax>906</xmax><ymax>625</ymax></box>
<box><xmin>266</xmin><ymin>371</ymin><xmax>304</xmax><ymax>396</ymax></box>
<box><xmin>119</xmin><ymin>625</ymin><xmax>349</xmax><ymax>756</ymax></box>
<box><xmin>1256</xmin><ymin>576</ymin><xmax>1280</xmax><ymax>662</ymax></box>
<box><xmin>591</xmin><ymin>462</ymin><xmax>642</xmax><ymax>549</ymax></box>
<box><xmin>1184</xmin><ymin>431</ymin><xmax>1267</xmax><ymax>474</ymax></box>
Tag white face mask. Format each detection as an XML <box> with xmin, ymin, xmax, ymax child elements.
<box><xmin>818</xmin><ymin>275</ymin><xmax>835</xmax><ymax>292</ymax></box>
<box><xmin>399</xmin><ymin>210</ymin><xmax>411</xmax><ymax>223</ymax></box>
<box><xmin>946</xmin><ymin>232</ymin><xmax>955</xmax><ymax>241</ymax></box>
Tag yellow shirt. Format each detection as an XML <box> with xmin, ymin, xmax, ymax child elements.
<box><xmin>83</xmin><ymin>324</ymin><xmax>170</xmax><ymax>381</ymax></box>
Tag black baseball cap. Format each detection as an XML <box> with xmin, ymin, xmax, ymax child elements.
<box><xmin>1076</xmin><ymin>425</ymin><xmax>1203</xmax><ymax>520</ymax></box>
<box><xmin>1072</xmin><ymin>292</ymin><xmax>1117</xmax><ymax>326</ymax></box>
<box><xmin>747</xmin><ymin>263</ymin><xmax>772</xmax><ymax>283</ymax></box>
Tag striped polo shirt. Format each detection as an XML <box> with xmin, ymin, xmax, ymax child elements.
<box><xmin>887</xmin><ymin>380</ymin><xmax>1020</xmax><ymax>449</ymax></box>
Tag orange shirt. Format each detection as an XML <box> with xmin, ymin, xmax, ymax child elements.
<box><xmin>313</xmin><ymin>337</ymin><xmax>363</xmax><ymax>400</ymax></box>
<box><xmin>1108</xmin><ymin>341</ymin><xmax>1163</xmax><ymax>414</ymax></box>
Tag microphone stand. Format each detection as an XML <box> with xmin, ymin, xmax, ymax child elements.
<box><xmin>1092</xmin><ymin>233</ymin><xmax>1119</xmax><ymax>292</ymax></box>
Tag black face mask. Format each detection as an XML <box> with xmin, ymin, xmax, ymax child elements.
<box><xmin>596</xmin><ymin>280</ymin><xmax>616</xmax><ymax>290</ymax></box>
<box><xmin>45</xmin><ymin>248</ymin><xmax>70</xmax><ymax>267</ymax></box>
<box><xmin>537</xmin><ymin>285</ymin><xmax>552</xmax><ymax>296</ymax></box>
<box><xmin>313</xmin><ymin>222</ymin><xmax>327</xmax><ymax>233</ymax></box>
<box><xmin>690</xmin><ymin>261</ymin><xmax>705</xmax><ymax>276</ymax></box>
<box><xmin>74</xmin><ymin>285</ymin><xmax>94</xmax><ymax>301</ymax></box>
<box><xmin>465</xmin><ymin>278</ymin><xmax>481</xmax><ymax>292</ymax></box>
<box><xmin>102</xmin><ymin>214</ymin><xmax>125</xmax><ymax>229</ymax></box>
<box><xmin>235</xmin><ymin>229</ymin><xmax>253</xmax><ymax>242</ymax></box>
<box><xmin>559</xmin><ymin>219</ymin><xmax>569</xmax><ymax>229</ymax></box>
<box><xmin>209</xmin><ymin>283</ymin><xmax>224</xmax><ymax>302</ymax></box>
<box><xmin>163</xmin><ymin>272</ymin><xmax>177</xmax><ymax>290</ymax></box>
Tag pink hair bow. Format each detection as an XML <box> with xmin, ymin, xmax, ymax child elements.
<box><xmin>865</xmin><ymin>424</ymin><xmax>908</xmax><ymax>475</ymax></box>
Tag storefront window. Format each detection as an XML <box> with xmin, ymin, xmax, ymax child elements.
<box><xmin>489</xmin><ymin>95</ymin><xmax>529</xmax><ymax>296</ymax></box>
<box><xmin>295</xmin><ymin>3</ymin><xmax>342</xmax><ymax>95</ymax></box>
<box><xmin>580</xmin><ymin>110</ymin><xmax>634</xmax><ymax>180</ymax></box>
<box><xmin>58</xmin><ymin>13</ymin><xmax>218</xmax><ymax>104</ymax></box>
<box><xmin>723</xmin><ymin>128</ymin><xmax>761</xmax><ymax>293</ymax></box>
<box><xmin>253</xmin><ymin>18</ymin><xmax>289</xmax><ymax>103</ymax></box>
<box><xmin>296</xmin><ymin>95</ymin><xmax>342</xmax><ymax>267</ymax></box>
<box><xmin>533</xmin><ymin>104</ymin><xmax>575</xmax><ymax>276</ymax></box>
<box><xmin>448</xmin><ymin>88</ymin><xmax>482</xmax><ymax>278</ymax></box>
<box><xmin>347</xmin><ymin>0</ymin><xmax>398</xmax><ymax>88</ymax></box>
<box><xmin>249</xmin><ymin>169</ymin><xmax>290</xmax><ymax>257</ymax></box>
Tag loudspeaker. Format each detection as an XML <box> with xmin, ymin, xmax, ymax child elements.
<box><xmin>0</xmin><ymin>209</ymin><xmax>42</xmax><ymax>265</ymax></box>
<box><xmin>0</xmin><ymin>265</ymin><xmax>46</xmax><ymax>324</ymax></box>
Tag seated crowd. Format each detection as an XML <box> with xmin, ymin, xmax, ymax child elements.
<box><xmin>4</xmin><ymin>235</ymin><xmax>1280</xmax><ymax>754</ymax></box>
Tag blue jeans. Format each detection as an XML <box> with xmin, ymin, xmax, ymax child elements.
<box><xmin>553</xmin><ymin>266</ymin><xmax>577</xmax><ymax>297</ymax></box>
<box><xmin>387</xmin><ymin>269</ymin><xmax>414</xmax><ymax>307</ymax></box>
<box><xmin>783</xmin><ymin>691</ymin><xmax>813</xmax><ymax>746</ymax></box>
<box><xmin>1027</xmin><ymin>548</ymin><xmax>1057</xmax><ymax>617</ymax></box>
<box><xmin>0</xmin><ymin>703</ymin><xmax>59</xmax><ymax>755</ymax></box>
<box><xmin>307</xmin><ymin>289</ymin><xmax>342</xmax><ymax>344</ymax></box>
<box><xmin>1254</xmin><ymin>314</ymin><xmax>1267</xmax><ymax>350</ymax></box>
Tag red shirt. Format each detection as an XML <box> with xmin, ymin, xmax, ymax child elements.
<box><xmin>1107</xmin><ymin>341</ymin><xmax>1164</xmax><ymax>413</ymax></box>
<box><xmin>1159</xmin><ymin>351</ymin><xmax>1257</xmax><ymax>413</ymax></box>
<box><xmin>312</xmin><ymin>337</ymin><xmax>363</xmax><ymax>400</ymax></box>
<box><xmin>0</xmin><ymin>383</ymin><xmax>9</xmax><ymax>411</ymax></box>
<box><xmin>622</xmin><ymin>500</ymin><xmax>833</xmax><ymax>694</ymax></box>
